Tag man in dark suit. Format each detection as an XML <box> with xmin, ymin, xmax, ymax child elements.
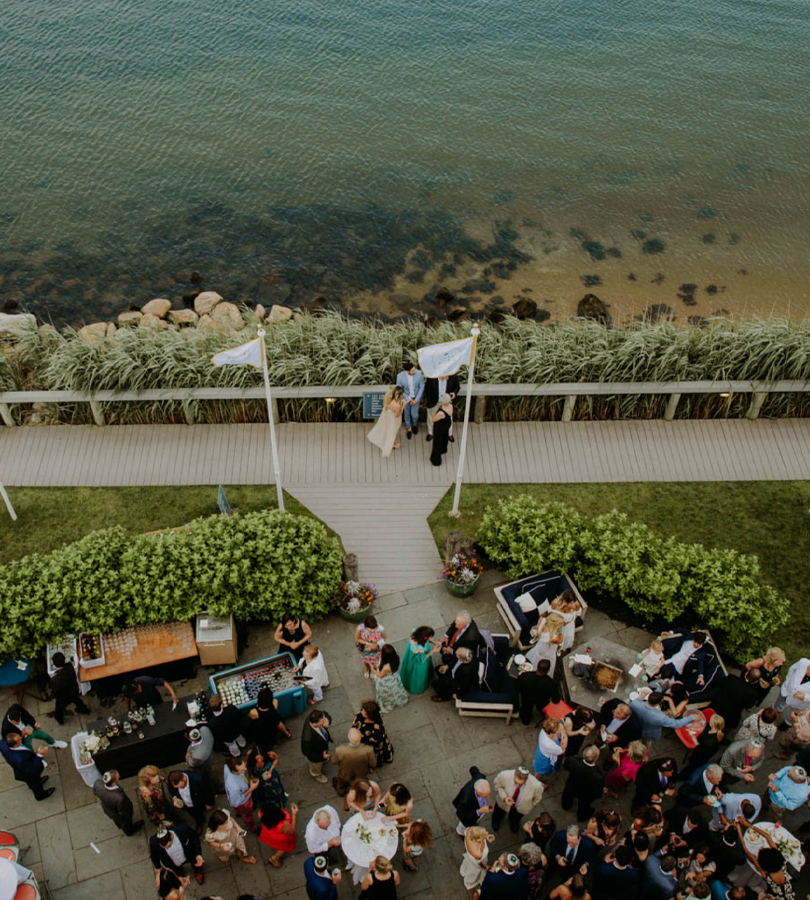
<box><xmin>432</xmin><ymin>647</ymin><xmax>479</xmax><ymax>702</ymax></box>
<box><xmin>597</xmin><ymin>698</ymin><xmax>642</xmax><ymax>747</ymax></box>
<box><xmin>659</xmin><ymin>631</ymin><xmax>711</xmax><ymax>686</ymax></box>
<box><xmin>439</xmin><ymin>611</ymin><xmax>483</xmax><ymax>667</ymax></box>
<box><xmin>677</xmin><ymin>763</ymin><xmax>725</xmax><ymax>808</ymax></box>
<box><xmin>425</xmin><ymin>374</ymin><xmax>460</xmax><ymax>443</ymax></box>
<box><xmin>641</xmin><ymin>852</ymin><xmax>678</xmax><ymax>900</ymax></box>
<box><xmin>167</xmin><ymin>769</ymin><xmax>214</xmax><ymax>830</ymax></box>
<box><xmin>594</xmin><ymin>844</ymin><xmax>640</xmax><ymax>900</ymax></box>
<box><xmin>301</xmin><ymin>709</ymin><xmax>333</xmax><ymax>783</ymax></box>
<box><xmin>0</xmin><ymin>733</ymin><xmax>54</xmax><ymax>800</ymax></box>
<box><xmin>561</xmin><ymin>745</ymin><xmax>605</xmax><ymax>821</ymax></box>
<box><xmin>711</xmin><ymin>669</ymin><xmax>761</xmax><ymax>731</ymax></box>
<box><xmin>452</xmin><ymin>765</ymin><xmax>493</xmax><ymax>835</ymax></box>
<box><xmin>548</xmin><ymin>824</ymin><xmax>596</xmax><ymax>875</ymax></box>
<box><xmin>207</xmin><ymin>692</ymin><xmax>246</xmax><ymax>757</ymax></box>
<box><xmin>48</xmin><ymin>651</ymin><xmax>91</xmax><ymax>724</ymax></box>
<box><xmin>517</xmin><ymin>659</ymin><xmax>559</xmax><ymax>725</ymax></box>
<box><xmin>92</xmin><ymin>769</ymin><xmax>143</xmax><ymax>835</ymax></box>
<box><xmin>633</xmin><ymin>757</ymin><xmax>677</xmax><ymax>811</ymax></box>
<box><xmin>149</xmin><ymin>822</ymin><xmax>205</xmax><ymax>886</ymax></box>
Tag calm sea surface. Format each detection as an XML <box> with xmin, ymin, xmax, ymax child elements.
<box><xmin>2</xmin><ymin>0</ymin><xmax>809</xmax><ymax>325</ymax></box>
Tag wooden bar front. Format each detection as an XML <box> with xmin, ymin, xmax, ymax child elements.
<box><xmin>79</xmin><ymin>621</ymin><xmax>197</xmax><ymax>683</ymax></box>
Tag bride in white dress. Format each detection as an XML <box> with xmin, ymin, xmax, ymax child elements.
<box><xmin>459</xmin><ymin>825</ymin><xmax>493</xmax><ymax>892</ymax></box>
<box><xmin>525</xmin><ymin>612</ymin><xmax>566</xmax><ymax>676</ymax></box>
<box><xmin>366</xmin><ymin>386</ymin><xmax>404</xmax><ymax>457</ymax></box>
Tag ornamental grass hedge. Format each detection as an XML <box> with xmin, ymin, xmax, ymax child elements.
<box><xmin>477</xmin><ymin>496</ymin><xmax>790</xmax><ymax>660</ymax></box>
<box><xmin>0</xmin><ymin>510</ymin><xmax>343</xmax><ymax>659</ymax></box>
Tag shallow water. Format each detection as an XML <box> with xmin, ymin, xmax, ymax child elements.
<box><xmin>2</xmin><ymin>0</ymin><xmax>809</xmax><ymax>325</ymax></box>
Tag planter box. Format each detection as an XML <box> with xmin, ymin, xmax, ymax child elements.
<box><xmin>445</xmin><ymin>578</ymin><xmax>480</xmax><ymax>598</ymax></box>
<box><xmin>338</xmin><ymin>605</ymin><xmax>373</xmax><ymax>623</ymax></box>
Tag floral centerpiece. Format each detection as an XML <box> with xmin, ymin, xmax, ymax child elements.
<box><xmin>335</xmin><ymin>580</ymin><xmax>378</xmax><ymax>622</ymax></box>
<box><xmin>443</xmin><ymin>549</ymin><xmax>484</xmax><ymax>597</ymax></box>
<box><xmin>79</xmin><ymin>731</ymin><xmax>109</xmax><ymax>765</ymax></box>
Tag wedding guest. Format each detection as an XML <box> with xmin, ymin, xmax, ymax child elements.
<box><xmin>439</xmin><ymin>610</ymin><xmax>483</xmax><ymax>667</ymax></box>
<box><xmin>518</xmin><ymin>841</ymin><xmax>548</xmax><ymax>900</ymax></box>
<box><xmin>247</xmin><ymin>687</ymin><xmax>292</xmax><ymax>750</ymax></box>
<box><xmin>533</xmin><ymin>717</ymin><xmax>567</xmax><ymax>777</ymax></box>
<box><xmin>561</xmin><ymin>746</ymin><xmax>604</xmax><ymax>821</ymax></box>
<box><xmin>681</xmin><ymin>715</ymin><xmax>725</xmax><ymax>778</ymax></box>
<box><xmin>185</xmin><ymin>725</ymin><xmax>216</xmax><ymax>789</ymax></box>
<box><xmin>246</xmin><ymin>746</ymin><xmax>287</xmax><ymax>808</ymax></box>
<box><xmin>304</xmin><ymin>854</ymin><xmax>341</xmax><ymax>900</ymax></box>
<box><xmin>550</xmin><ymin>873</ymin><xmax>591</xmax><ymax>900</ymax></box>
<box><xmin>0</xmin><ymin>733</ymin><xmax>53</xmax><ymax>801</ymax></box>
<box><xmin>274</xmin><ymin>612</ymin><xmax>312</xmax><ymax>662</ymax></box>
<box><xmin>492</xmin><ymin>765</ymin><xmax>545</xmax><ymax>833</ymax></box>
<box><xmin>734</xmin><ymin>821</ymin><xmax>794</xmax><ymax>899</ymax></box>
<box><xmin>632</xmin><ymin>757</ymin><xmax>677</xmax><ymax>810</ymax></box>
<box><xmin>563</xmin><ymin>707</ymin><xmax>596</xmax><ymax>757</ymax></box>
<box><xmin>431</xmin><ymin>646</ymin><xmax>478</xmax><ymax>702</ymax></box>
<box><xmin>596</xmin><ymin>699</ymin><xmax>641</xmax><ymax>748</ymax></box>
<box><xmin>425</xmin><ymin>372</ymin><xmax>459</xmax><ymax>442</ymax></box>
<box><xmin>630</xmin><ymin>691</ymin><xmax>695</xmax><ymax>741</ymax></box>
<box><xmin>429</xmin><ymin>394</ymin><xmax>453</xmax><ymax>467</ymax></box>
<box><xmin>400</xmin><ymin>626</ymin><xmax>437</xmax><ymax>694</ymax></box>
<box><xmin>204</xmin><ymin>808</ymin><xmax>257</xmax><ymax>864</ymax></box>
<box><xmin>719</xmin><ymin>739</ymin><xmax>764</xmax><ymax>783</ymax></box>
<box><xmin>518</xmin><ymin>658</ymin><xmax>559</xmax><ymax>726</ymax></box>
<box><xmin>735</xmin><ymin>707</ymin><xmax>778</xmax><ymax>745</ymax></box>
<box><xmin>258</xmin><ymin>800</ymin><xmax>298</xmax><ymax>868</ymax></box>
<box><xmin>223</xmin><ymin>756</ymin><xmax>260</xmax><ymax>832</ymax></box>
<box><xmin>359</xmin><ymin>855</ymin><xmax>400</xmax><ymax>897</ymax></box>
<box><xmin>352</xmin><ymin>700</ymin><xmax>394</xmax><ymax>766</ymax></box>
<box><xmin>2</xmin><ymin>703</ymin><xmax>67</xmax><ymax>750</ymax></box>
<box><xmin>480</xmin><ymin>852</ymin><xmax>529</xmax><ymax>899</ymax></box>
<box><xmin>453</xmin><ymin>765</ymin><xmax>493</xmax><ymax>835</ymax></box>
<box><xmin>138</xmin><ymin>765</ymin><xmax>173</xmax><ymax>824</ymax></box>
<box><xmin>367</xmin><ymin>386</ymin><xmax>405</xmax><ymax>456</ymax></box>
<box><xmin>295</xmin><ymin>644</ymin><xmax>329</xmax><ymax>704</ymax></box>
<box><xmin>584</xmin><ymin>809</ymin><xmax>621</xmax><ymax>849</ymax></box>
<box><xmin>548</xmin><ymin>824</ymin><xmax>596</xmax><ymax>876</ymax></box>
<box><xmin>401</xmin><ymin>819</ymin><xmax>433</xmax><ymax>872</ymax></box>
<box><xmin>331</xmin><ymin>727</ymin><xmax>376</xmax><ymax>797</ymax></box>
<box><xmin>711</xmin><ymin>669</ymin><xmax>761</xmax><ymax>730</ymax></box>
<box><xmin>766</xmin><ymin>765</ymin><xmax>810</xmax><ymax>812</ymax></box>
<box><xmin>167</xmin><ymin>769</ymin><xmax>214</xmax><ymax>831</ymax></box>
<box><xmin>207</xmin><ymin>693</ymin><xmax>246</xmax><ymax>757</ymax></box>
<box><xmin>370</xmin><ymin>644</ymin><xmax>409</xmax><ymax>714</ymax></box>
<box><xmin>776</xmin><ymin>707</ymin><xmax>810</xmax><ymax>758</ymax></box>
<box><xmin>395</xmin><ymin>360</ymin><xmax>424</xmax><ymax>439</ymax></box>
<box><xmin>149</xmin><ymin>823</ymin><xmax>205</xmax><ymax>886</ymax></box>
<box><xmin>459</xmin><ymin>825</ymin><xmax>494</xmax><ymax>896</ymax></box>
<box><xmin>92</xmin><ymin>769</ymin><xmax>143</xmax><ymax>836</ymax></box>
<box><xmin>355</xmin><ymin>615</ymin><xmax>386</xmax><ymax>678</ymax></box>
<box><xmin>605</xmin><ymin>740</ymin><xmax>647</xmax><ymax>797</ymax></box>
<box><xmin>304</xmin><ymin>805</ymin><xmax>342</xmax><ymax>856</ymax></box>
<box><xmin>49</xmin><ymin>651</ymin><xmax>90</xmax><ymax>724</ymax></box>
<box><xmin>522</xmin><ymin>810</ymin><xmax>557</xmax><ymax>850</ymax></box>
<box><xmin>382</xmin><ymin>782</ymin><xmax>413</xmax><ymax>828</ymax></box>
<box><xmin>301</xmin><ymin>709</ymin><xmax>333</xmax><ymax>784</ymax></box>
<box><xmin>744</xmin><ymin>646</ymin><xmax>785</xmax><ymax>704</ymax></box>
<box><xmin>346</xmin><ymin>779</ymin><xmax>382</xmax><ymax>819</ymax></box>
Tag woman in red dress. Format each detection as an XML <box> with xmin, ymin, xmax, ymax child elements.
<box><xmin>258</xmin><ymin>800</ymin><xmax>298</xmax><ymax>867</ymax></box>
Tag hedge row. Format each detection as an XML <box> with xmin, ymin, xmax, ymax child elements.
<box><xmin>476</xmin><ymin>496</ymin><xmax>790</xmax><ymax>660</ymax></box>
<box><xmin>0</xmin><ymin>510</ymin><xmax>343</xmax><ymax>659</ymax></box>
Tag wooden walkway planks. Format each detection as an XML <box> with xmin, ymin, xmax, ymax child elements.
<box><xmin>1</xmin><ymin>420</ymin><xmax>809</xmax><ymax>487</ymax></box>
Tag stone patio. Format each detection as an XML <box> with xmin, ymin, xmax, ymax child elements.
<box><xmin>1</xmin><ymin>574</ymin><xmax>804</xmax><ymax>899</ymax></box>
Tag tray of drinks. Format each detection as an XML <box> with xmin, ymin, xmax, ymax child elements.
<box><xmin>208</xmin><ymin>651</ymin><xmax>307</xmax><ymax>712</ymax></box>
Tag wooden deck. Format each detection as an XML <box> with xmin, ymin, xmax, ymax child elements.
<box><xmin>2</xmin><ymin>419</ymin><xmax>808</xmax><ymax>591</ymax></box>
<box><xmin>1</xmin><ymin>419</ymin><xmax>808</xmax><ymax>487</ymax></box>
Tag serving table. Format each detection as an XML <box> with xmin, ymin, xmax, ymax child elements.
<box><xmin>341</xmin><ymin>812</ymin><xmax>399</xmax><ymax>884</ymax></box>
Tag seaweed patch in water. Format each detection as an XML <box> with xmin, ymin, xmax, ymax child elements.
<box><xmin>582</xmin><ymin>241</ymin><xmax>606</xmax><ymax>260</ymax></box>
<box><xmin>642</xmin><ymin>238</ymin><xmax>666</xmax><ymax>255</ymax></box>
<box><xmin>697</xmin><ymin>207</ymin><xmax>718</xmax><ymax>219</ymax></box>
<box><xmin>701</xmin><ymin>233</ymin><xmax>716</xmax><ymax>244</ymax></box>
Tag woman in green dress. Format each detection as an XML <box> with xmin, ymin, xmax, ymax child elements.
<box><xmin>246</xmin><ymin>747</ymin><xmax>287</xmax><ymax>808</ymax></box>
<box><xmin>400</xmin><ymin>626</ymin><xmax>436</xmax><ymax>695</ymax></box>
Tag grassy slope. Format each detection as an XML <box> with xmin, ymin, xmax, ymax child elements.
<box><xmin>429</xmin><ymin>482</ymin><xmax>810</xmax><ymax>659</ymax></box>
<box><xmin>0</xmin><ymin>486</ymin><xmax>336</xmax><ymax>563</ymax></box>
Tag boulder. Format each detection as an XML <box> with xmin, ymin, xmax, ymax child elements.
<box><xmin>78</xmin><ymin>322</ymin><xmax>109</xmax><ymax>343</ymax></box>
<box><xmin>141</xmin><ymin>297</ymin><xmax>172</xmax><ymax>318</ymax></box>
<box><xmin>169</xmin><ymin>308</ymin><xmax>199</xmax><ymax>326</ymax></box>
<box><xmin>512</xmin><ymin>297</ymin><xmax>538</xmax><ymax>319</ymax></box>
<box><xmin>253</xmin><ymin>304</ymin><xmax>266</xmax><ymax>322</ymax></box>
<box><xmin>0</xmin><ymin>313</ymin><xmax>36</xmax><ymax>341</ymax></box>
<box><xmin>106</xmin><ymin>323</ymin><xmax>117</xmax><ymax>338</ymax></box>
<box><xmin>268</xmin><ymin>304</ymin><xmax>293</xmax><ymax>324</ymax></box>
<box><xmin>117</xmin><ymin>311</ymin><xmax>142</xmax><ymax>326</ymax></box>
<box><xmin>576</xmin><ymin>293</ymin><xmax>612</xmax><ymax>327</ymax></box>
<box><xmin>210</xmin><ymin>301</ymin><xmax>244</xmax><ymax>330</ymax></box>
<box><xmin>194</xmin><ymin>291</ymin><xmax>223</xmax><ymax>316</ymax></box>
<box><xmin>197</xmin><ymin>314</ymin><xmax>217</xmax><ymax>331</ymax></box>
<box><xmin>139</xmin><ymin>313</ymin><xmax>169</xmax><ymax>330</ymax></box>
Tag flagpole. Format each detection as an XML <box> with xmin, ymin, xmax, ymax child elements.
<box><xmin>0</xmin><ymin>481</ymin><xmax>17</xmax><ymax>521</ymax></box>
<box><xmin>450</xmin><ymin>326</ymin><xmax>480</xmax><ymax>517</ymax></box>
<box><xmin>257</xmin><ymin>328</ymin><xmax>285</xmax><ymax>512</ymax></box>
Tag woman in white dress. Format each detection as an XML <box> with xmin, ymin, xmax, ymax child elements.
<box><xmin>366</xmin><ymin>386</ymin><xmax>404</xmax><ymax>457</ymax></box>
<box><xmin>459</xmin><ymin>825</ymin><xmax>493</xmax><ymax>894</ymax></box>
<box><xmin>533</xmin><ymin>590</ymin><xmax>588</xmax><ymax>654</ymax></box>
<box><xmin>526</xmin><ymin>612</ymin><xmax>565</xmax><ymax>676</ymax></box>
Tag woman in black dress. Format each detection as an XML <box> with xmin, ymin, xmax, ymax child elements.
<box><xmin>429</xmin><ymin>394</ymin><xmax>453</xmax><ymax>467</ymax></box>
<box><xmin>352</xmin><ymin>700</ymin><xmax>394</xmax><ymax>766</ymax></box>
<box><xmin>274</xmin><ymin>613</ymin><xmax>312</xmax><ymax>662</ymax></box>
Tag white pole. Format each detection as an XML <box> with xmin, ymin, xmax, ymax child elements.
<box><xmin>257</xmin><ymin>328</ymin><xmax>285</xmax><ymax>512</ymax></box>
<box><xmin>0</xmin><ymin>481</ymin><xmax>17</xmax><ymax>521</ymax></box>
<box><xmin>450</xmin><ymin>326</ymin><xmax>480</xmax><ymax>517</ymax></box>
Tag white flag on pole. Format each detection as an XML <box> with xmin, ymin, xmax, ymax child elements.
<box><xmin>211</xmin><ymin>338</ymin><xmax>263</xmax><ymax>368</ymax></box>
<box><xmin>417</xmin><ymin>337</ymin><xmax>475</xmax><ymax>378</ymax></box>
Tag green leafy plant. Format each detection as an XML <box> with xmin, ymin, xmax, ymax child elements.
<box><xmin>0</xmin><ymin>510</ymin><xmax>343</xmax><ymax>658</ymax></box>
<box><xmin>476</xmin><ymin>496</ymin><xmax>790</xmax><ymax>660</ymax></box>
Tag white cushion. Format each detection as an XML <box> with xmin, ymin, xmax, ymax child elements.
<box><xmin>515</xmin><ymin>592</ymin><xmax>538</xmax><ymax>614</ymax></box>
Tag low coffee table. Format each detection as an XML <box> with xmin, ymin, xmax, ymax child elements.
<box><xmin>563</xmin><ymin>636</ymin><xmax>646</xmax><ymax>711</ymax></box>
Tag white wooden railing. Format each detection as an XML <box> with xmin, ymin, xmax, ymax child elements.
<box><xmin>1</xmin><ymin>380</ymin><xmax>809</xmax><ymax>427</ymax></box>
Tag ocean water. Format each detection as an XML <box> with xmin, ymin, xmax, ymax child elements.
<box><xmin>2</xmin><ymin>0</ymin><xmax>809</xmax><ymax>325</ymax></box>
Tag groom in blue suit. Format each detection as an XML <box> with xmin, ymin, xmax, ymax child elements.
<box><xmin>395</xmin><ymin>360</ymin><xmax>424</xmax><ymax>440</ymax></box>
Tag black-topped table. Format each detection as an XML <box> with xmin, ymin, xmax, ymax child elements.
<box><xmin>87</xmin><ymin>696</ymin><xmax>195</xmax><ymax>778</ymax></box>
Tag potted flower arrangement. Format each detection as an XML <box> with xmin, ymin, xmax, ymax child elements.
<box><xmin>335</xmin><ymin>580</ymin><xmax>378</xmax><ymax>622</ymax></box>
<box><xmin>79</xmin><ymin>731</ymin><xmax>109</xmax><ymax>765</ymax></box>
<box><xmin>443</xmin><ymin>549</ymin><xmax>484</xmax><ymax>597</ymax></box>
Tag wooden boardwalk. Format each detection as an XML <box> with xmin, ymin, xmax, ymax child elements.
<box><xmin>1</xmin><ymin>419</ymin><xmax>808</xmax><ymax>487</ymax></box>
<box><xmin>2</xmin><ymin>419</ymin><xmax>808</xmax><ymax>591</ymax></box>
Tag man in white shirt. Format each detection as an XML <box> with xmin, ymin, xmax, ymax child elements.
<box><xmin>395</xmin><ymin>361</ymin><xmax>424</xmax><ymax>440</ymax></box>
<box><xmin>305</xmin><ymin>804</ymin><xmax>342</xmax><ymax>859</ymax></box>
<box><xmin>776</xmin><ymin>658</ymin><xmax>810</xmax><ymax>712</ymax></box>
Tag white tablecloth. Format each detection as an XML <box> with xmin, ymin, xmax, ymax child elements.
<box><xmin>71</xmin><ymin>732</ymin><xmax>101</xmax><ymax>788</ymax></box>
<box><xmin>340</xmin><ymin>812</ymin><xmax>398</xmax><ymax>884</ymax></box>
<box><xmin>743</xmin><ymin>823</ymin><xmax>805</xmax><ymax>872</ymax></box>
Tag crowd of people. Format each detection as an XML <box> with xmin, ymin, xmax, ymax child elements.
<box><xmin>3</xmin><ymin>605</ymin><xmax>810</xmax><ymax>900</ymax></box>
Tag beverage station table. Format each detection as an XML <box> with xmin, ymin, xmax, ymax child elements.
<box><xmin>208</xmin><ymin>650</ymin><xmax>307</xmax><ymax>717</ymax></box>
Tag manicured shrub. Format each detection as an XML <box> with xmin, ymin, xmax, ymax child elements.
<box><xmin>0</xmin><ymin>510</ymin><xmax>343</xmax><ymax>658</ymax></box>
<box><xmin>476</xmin><ymin>496</ymin><xmax>790</xmax><ymax>660</ymax></box>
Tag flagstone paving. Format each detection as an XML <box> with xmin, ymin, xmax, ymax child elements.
<box><xmin>0</xmin><ymin>576</ymin><xmax>801</xmax><ymax>900</ymax></box>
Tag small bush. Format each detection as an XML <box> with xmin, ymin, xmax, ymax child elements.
<box><xmin>0</xmin><ymin>510</ymin><xmax>343</xmax><ymax>658</ymax></box>
<box><xmin>476</xmin><ymin>496</ymin><xmax>790</xmax><ymax>660</ymax></box>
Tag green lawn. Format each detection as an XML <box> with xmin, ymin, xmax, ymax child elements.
<box><xmin>0</xmin><ymin>486</ymin><xmax>334</xmax><ymax>564</ymax></box>
<box><xmin>429</xmin><ymin>481</ymin><xmax>810</xmax><ymax>659</ymax></box>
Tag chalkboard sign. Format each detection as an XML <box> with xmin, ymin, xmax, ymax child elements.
<box><xmin>362</xmin><ymin>392</ymin><xmax>386</xmax><ymax>420</ymax></box>
<box><xmin>217</xmin><ymin>485</ymin><xmax>231</xmax><ymax>517</ymax></box>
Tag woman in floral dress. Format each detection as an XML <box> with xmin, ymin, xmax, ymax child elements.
<box><xmin>371</xmin><ymin>645</ymin><xmax>409</xmax><ymax>714</ymax></box>
<box><xmin>247</xmin><ymin>747</ymin><xmax>287</xmax><ymax>808</ymax></box>
<box><xmin>352</xmin><ymin>700</ymin><xmax>394</xmax><ymax>766</ymax></box>
<box><xmin>355</xmin><ymin>615</ymin><xmax>387</xmax><ymax>678</ymax></box>
<box><xmin>137</xmin><ymin>765</ymin><xmax>173</xmax><ymax>824</ymax></box>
